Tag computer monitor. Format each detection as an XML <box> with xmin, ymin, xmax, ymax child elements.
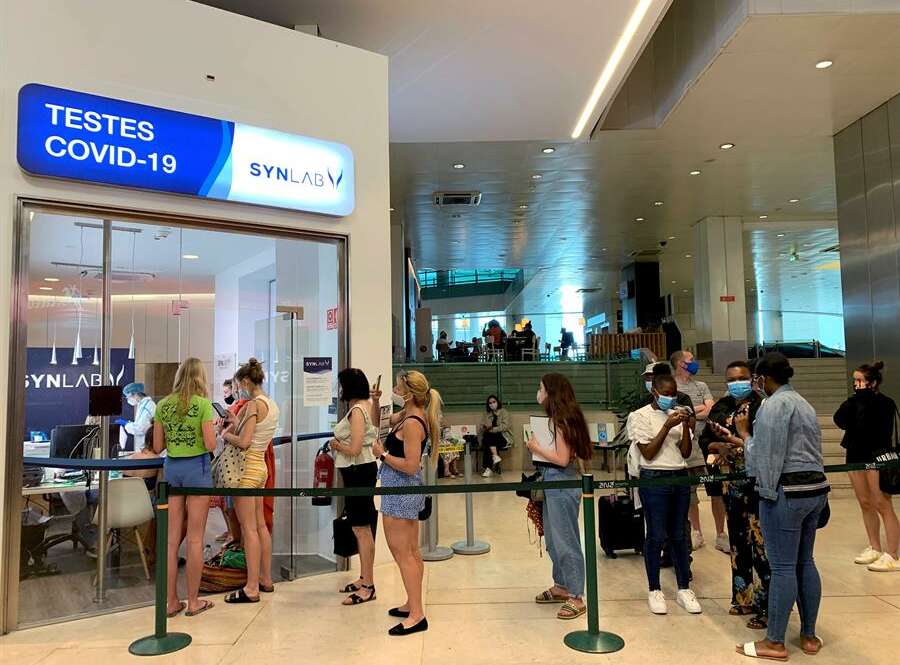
<box><xmin>50</xmin><ymin>424</ymin><xmax>97</xmax><ymax>459</ymax></box>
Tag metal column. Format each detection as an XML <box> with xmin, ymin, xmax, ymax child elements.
<box><xmin>95</xmin><ymin>219</ymin><xmax>112</xmax><ymax>603</ymax></box>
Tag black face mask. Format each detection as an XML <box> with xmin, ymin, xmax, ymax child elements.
<box><xmin>854</xmin><ymin>387</ymin><xmax>873</xmax><ymax>396</ymax></box>
<box><xmin>224</xmin><ymin>394</ymin><xmax>235</xmax><ymax>405</ymax></box>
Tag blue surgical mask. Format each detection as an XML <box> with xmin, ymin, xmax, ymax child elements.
<box><xmin>239</xmin><ymin>389</ymin><xmax>251</xmax><ymax>400</ymax></box>
<box><xmin>644</xmin><ymin>381</ymin><xmax>653</xmax><ymax>393</ymax></box>
<box><xmin>685</xmin><ymin>360</ymin><xmax>700</xmax><ymax>375</ymax></box>
<box><xmin>727</xmin><ymin>380</ymin><xmax>753</xmax><ymax>400</ymax></box>
<box><xmin>655</xmin><ymin>394</ymin><xmax>677</xmax><ymax>411</ymax></box>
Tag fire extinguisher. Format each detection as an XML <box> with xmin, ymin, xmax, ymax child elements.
<box><xmin>312</xmin><ymin>442</ymin><xmax>334</xmax><ymax>506</ymax></box>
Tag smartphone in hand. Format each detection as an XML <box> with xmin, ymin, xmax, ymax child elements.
<box><xmin>212</xmin><ymin>402</ymin><xmax>228</xmax><ymax>418</ymax></box>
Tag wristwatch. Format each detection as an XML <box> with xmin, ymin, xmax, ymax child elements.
<box><xmin>379</xmin><ymin>453</ymin><xmax>387</xmax><ymax>463</ymax></box>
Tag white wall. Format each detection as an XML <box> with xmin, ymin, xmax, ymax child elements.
<box><xmin>0</xmin><ymin>0</ymin><xmax>390</xmax><ymax>625</ymax></box>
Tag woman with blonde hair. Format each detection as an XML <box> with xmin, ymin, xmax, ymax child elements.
<box><xmin>372</xmin><ymin>369</ymin><xmax>443</xmax><ymax>636</ymax></box>
<box><xmin>153</xmin><ymin>357</ymin><xmax>217</xmax><ymax>617</ymax></box>
<box><xmin>221</xmin><ymin>358</ymin><xmax>280</xmax><ymax>604</ymax></box>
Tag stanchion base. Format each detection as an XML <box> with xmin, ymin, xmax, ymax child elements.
<box><xmin>421</xmin><ymin>546</ymin><xmax>454</xmax><ymax>561</ymax></box>
<box><xmin>451</xmin><ymin>540</ymin><xmax>491</xmax><ymax>555</ymax></box>
<box><xmin>128</xmin><ymin>632</ymin><xmax>192</xmax><ymax>656</ymax></box>
<box><xmin>564</xmin><ymin>630</ymin><xmax>625</xmax><ymax>654</ymax></box>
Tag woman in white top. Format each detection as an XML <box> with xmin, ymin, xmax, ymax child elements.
<box><xmin>221</xmin><ymin>358</ymin><xmax>280</xmax><ymax>604</ymax></box>
<box><xmin>626</xmin><ymin>373</ymin><xmax>701</xmax><ymax>616</ymax></box>
<box><xmin>330</xmin><ymin>368</ymin><xmax>381</xmax><ymax>606</ymax></box>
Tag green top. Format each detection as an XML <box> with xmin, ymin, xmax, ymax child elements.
<box><xmin>156</xmin><ymin>394</ymin><xmax>214</xmax><ymax>458</ymax></box>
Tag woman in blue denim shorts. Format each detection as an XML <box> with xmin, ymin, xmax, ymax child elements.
<box><xmin>153</xmin><ymin>357</ymin><xmax>217</xmax><ymax>618</ymax></box>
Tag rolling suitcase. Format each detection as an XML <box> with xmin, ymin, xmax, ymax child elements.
<box><xmin>597</xmin><ymin>444</ymin><xmax>644</xmax><ymax>559</ymax></box>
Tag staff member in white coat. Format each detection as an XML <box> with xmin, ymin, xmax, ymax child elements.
<box><xmin>123</xmin><ymin>382</ymin><xmax>156</xmax><ymax>451</ymax></box>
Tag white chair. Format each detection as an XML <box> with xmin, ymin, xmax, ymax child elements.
<box><xmin>93</xmin><ymin>476</ymin><xmax>155</xmax><ymax>580</ymax></box>
<box><xmin>521</xmin><ymin>335</ymin><xmax>540</xmax><ymax>361</ymax></box>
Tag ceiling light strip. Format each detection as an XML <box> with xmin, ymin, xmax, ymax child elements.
<box><xmin>571</xmin><ymin>0</ymin><xmax>653</xmax><ymax>139</ymax></box>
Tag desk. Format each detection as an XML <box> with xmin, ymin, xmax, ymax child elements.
<box><xmin>22</xmin><ymin>480</ymin><xmax>89</xmax><ymax>497</ymax></box>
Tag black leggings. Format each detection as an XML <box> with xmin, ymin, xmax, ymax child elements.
<box><xmin>482</xmin><ymin>431</ymin><xmax>506</xmax><ymax>469</ymax></box>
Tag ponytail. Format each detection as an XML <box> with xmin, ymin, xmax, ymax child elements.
<box><xmin>425</xmin><ymin>388</ymin><xmax>444</xmax><ymax>469</ymax></box>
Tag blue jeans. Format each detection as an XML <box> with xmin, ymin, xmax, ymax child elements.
<box><xmin>759</xmin><ymin>488</ymin><xmax>827</xmax><ymax>643</ymax></box>
<box><xmin>542</xmin><ymin>466</ymin><xmax>585</xmax><ymax>598</ymax></box>
<box><xmin>639</xmin><ymin>469</ymin><xmax>691</xmax><ymax>591</ymax></box>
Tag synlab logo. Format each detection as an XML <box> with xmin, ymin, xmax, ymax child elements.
<box><xmin>327</xmin><ymin>168</ymin><xmax>344</xmax><ymax>190</ymax></box>
<box><xmin>25</xmin><ymin>364</ymin><xmax>128</xmax><ymax>389</ymax></box>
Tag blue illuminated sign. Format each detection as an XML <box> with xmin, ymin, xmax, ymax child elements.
<box><xmin>17</xmin><ymin>84</ymin><xmax>355</xmax><ymax>216</ymax></box>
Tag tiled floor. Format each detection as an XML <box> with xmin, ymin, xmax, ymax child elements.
<box><xmin>2</xmin><ymin>489</ymin><xmax>899</xmax><ymax>665</ymax></box>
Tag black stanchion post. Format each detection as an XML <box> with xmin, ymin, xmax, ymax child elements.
<box><xmin>129</xmin><ymin>482</ymin><xmax>192</xmax><ymax>656</ymax></box>
<box><xmin>564</xmin><ymin>473</ymin><xmax>625</xmax><ymax>654</ymax></box>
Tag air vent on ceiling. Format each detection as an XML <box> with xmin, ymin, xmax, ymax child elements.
<box><xmin>433</xmin><ymin>191</ymin><xmax>482</xmax><ymax>207</ymax></box>
<box><xmin>576</xmin><ymin>287</ymin><xmax>602</xmax><ymax>293</ymax></box>
<box><xmin>81</xmin><ymin>269</ymin><xmax>157</xmax><ymax>283</ymax></box>
<box><xmin>629</xmin><ymin>249</ymin><xmax>663</xmax><ymax>258</ymax></box>
<box><xmin>820</xmin><ymin>244</ymin><xmax>840</xmax><ymax>253</ymax></box>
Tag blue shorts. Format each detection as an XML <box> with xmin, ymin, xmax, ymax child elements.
<box><xmin>164</xmin><ymin>454</ymin><xmax>212</xmax><ymax>489</ymax></box>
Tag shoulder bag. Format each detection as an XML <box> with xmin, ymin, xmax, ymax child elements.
<box><xmin>877</xmin><ymin>406</ymin><xmax>900</xmax><ymax>496</ymax></box>
<box><xmin>212</xmin><ymin>409</ymin><xmax>251</xmax><ymax>488</ymax></box>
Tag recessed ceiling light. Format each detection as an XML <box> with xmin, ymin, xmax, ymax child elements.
<box><xmin>776</xmin><ymin>233</ymin><xmax>785</xmax><ymax>238</ymax></box>
<box><xmin>541</xmin><ymin>147</ymin><xmax>555</xmax><ymax>154</ymax></box>
<box><xmin>452</xmin><ymin>163</ymin><xmax>465</xmax><ymax>169</ymax></box>
<box><xmin>682</xmin><ymin>289</ymin><xmax>689</xmax><ymax>293</ymax></box>
<box><xmin>653</xmin><ymin>201</ymin><xmax>664</xmax><ymax>207</ymax></box>
<box><xmin>182</xmin><ymin>254</ymin><xmax>199</xmax><ymax>260</ymax></box>
<box><xmin>668</xmin><ymin>236</ymin><xmax>676</xmax><ymax>240</ymax></box>
<box><xmin>788</xmin><ymin>198</ymin><xmax>799</xmax><ymax>203</ymax></box>
<box><xmin>601</xmin><ymin>247</ymin><xmax>607</xmax><ymax>252</ymax></box>
<box><xmin>719</xmin><ymin>142</ymin><xmax>735</xmax><ymax>150</ymax></box>
<box><xmin>571</xmin><ymin>0</ymin><xmax>654</xmax><ymax>138</ymax></box>
<box><xmin>685</xmin><ymin>254</ymin><xmax>692</xmax><ymax>258</ymax></box>
<box><xmin>452</xmin><ymin>240</ymin><xmax>461</xmax><ymax>244</ymax></box>
<box><xmin>759</xmin><ymin>215</ymin><xmax>768</xmax><ymax>220</ymax></box>
<box><xmin>43</xmin><ymin>277</ymin><xmax>60</xmax><ymax>282</ymax></box>
<box><xmin>689</xmin><ymin>170</ymin><xmax>701</xmax><ymax>176</ymax></box>
<box><xmin>39</xmin><ymin>286</ymin><xmax>53</xmax><ymax>291</ymax></box>
<box><xmin>815</xmin><ymin>60</ymin><xmax>833</xmax><ymax>69</ymax></box>
<box><xmin>532</xmin><ymin>174</ymin><xmax>543</xmax><ymax>180</ymax></box>
<box><xmin>635</xmin><ymin>217</ymin><xmax>645</xmax><ymax>222</ymax></box>
<box><xmin>518</xmin><ymin>204</ymin><xmax>528</xmax><ymax>210</ymax></box>
<box><xmin>671</xmin><ymin>280</ymin><xmax>677</xmax><ymax>284</ymax></box>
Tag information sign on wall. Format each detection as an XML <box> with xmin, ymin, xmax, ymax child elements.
<box><xmin>17</xmin><ymin>84</ymin><xmax>355</xmax><ymax>216</ymax></box>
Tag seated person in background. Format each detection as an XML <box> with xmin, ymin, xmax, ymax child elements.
<box><xmin>435</xmin><ymin>331</ymin><xmax>451</xmax><ymax>360</ymax></box>
<box><xmin>479</xmin><ymin>395</ymin><xmax>513</xmax><ymax>477</ymax></box>
<box><xmin>482</xmin><ymin>320</ymin><xmax>506</xmax><ymax>348</ymax></box>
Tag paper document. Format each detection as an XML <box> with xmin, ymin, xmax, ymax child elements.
<box><xmin>529</xmin><ymin>416</ymin><xmax>555</xmax><ymax>464</ymax></box>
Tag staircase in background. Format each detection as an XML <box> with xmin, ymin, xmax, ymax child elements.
<box><xmin>695</xmin><ymin>358</ymin><xmax>852</xmax><ymax>495</ymax></box>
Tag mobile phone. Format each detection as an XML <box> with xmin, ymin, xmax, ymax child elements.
<box><xmin>375</xmin><ymin>374</ymin><xmax>382</xmax><ymax>391</ymax></box>
<box><xmin>212</xmin><ymin>402</ymin><xmax>228</xmax><ymax>418</ymax></box>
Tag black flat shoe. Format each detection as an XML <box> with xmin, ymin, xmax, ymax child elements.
<box><xmin>388</xmin><ymin>607</ymin><xmax>410</xmax><ymax>618</ymax></box>
<box><xmin>389</xmin><ymin>618</ymin><xmax>428</xmax><ymax>636</ymax></box>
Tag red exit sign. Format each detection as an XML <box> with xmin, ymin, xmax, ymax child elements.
<box><xmin>326</xmin><ymin>307</ymin><xmax>339</xmax><ymax>330</ymax></box>
<box><xmin>720</xmin><ymin>295</ymin><xmax>736</xmax><ymax>302</ymax></box>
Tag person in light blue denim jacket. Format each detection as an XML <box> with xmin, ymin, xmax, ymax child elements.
<box><xmin>734</xmin><ymin>353</ymin><xmax>829</xmax><ymax>661</ymax></box>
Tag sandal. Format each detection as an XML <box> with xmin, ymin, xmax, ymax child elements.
<box><xmin>736</xmin><ymin>641</ymin><xmax>788</xmax><ymax>661</ymax></box>
<box><xmin>747</xmin><ymin>615</ymin><xmax>768</xmax><ymax>630</ymax></box>
<box><xmin>535</xmin><ymin>589</ymin><xmax>568</xmax><ymax>604</ymax></box>
<box><xmin>343</xmin><ymin>584</ymin><xmax>376</xmax><ymax>606</ymax></box>
<box><xmin>730</xmin><ymin>605</ymin><xmax>754</xmax><ymax>616</ymax></box>
<box><xmin>259</xmin><ymin>584</ymin><xmax>275</xmax><ymax>593</ymax></box>
<box><xmin>340</xmin><ymin>581</ymin><xmax>363</xmax><ymax>593</ymax></box>
<box><xmin>184</xmin><ymin>600</ymin><xmax>214</xmax><ymax>617</ymax></box>
<box><xmin>166</xmin><ymin>601</ymin><xmax>186</xmax><ymax>618</ymax></box>
<box><xmin>800</xmin><ymin>636</ymin><xmax>823</xmax><ymax>656</ymax></box>
<box><xmin>225</xmin><ymin>589</ymin><xmax>260</xmax><ymax>604</ymax></box>
<box><xmin>557</xmin><ymin>601</ymin><xmax>586</xmax><ymax>620</ymax></box>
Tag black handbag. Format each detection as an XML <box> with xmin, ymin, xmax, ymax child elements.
<box><xmin>517</xmin><ymin>470</ymin><xmax>543</xmax><ymax>500</ymax></box>
<box><xmin>878</xmin><ymin>408</ymin><xmax>900</xmax><ymax>496</ymax></box>
<box><xmin>418</xmin><ymin>496</ymin><xmax>433</xmax><ymax>521</ymax></box>
<box><xmin>333</xmin><ymin>511</ymin><xmax>357</xmax><ymax>557</ymax></box>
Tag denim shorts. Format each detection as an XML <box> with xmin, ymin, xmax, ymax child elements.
<box><xmin>164</xmin><ymin>454</ymin><xmax>213</xmax><ymax>489</ymax></box>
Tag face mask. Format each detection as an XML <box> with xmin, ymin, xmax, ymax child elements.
<box><xmin>655</xmin><ymin>393</ymin><xmax>677</xmax><ymax>411</ymax></box>
<box><xmin>753</xmin><ymin>376</ymin><xmax>769</xmax><ymax>397</ymax></box>
<box><xmin>126</xmin><ymin>396</ymin><xmax>138</xmax><ymax>407</ymax></box>
<box><xmin>727</xmin><ymin>380</ymin><xmax>753</xmax><ymax>400</ymax></box>
<box><xmin>685</xmin><ymin>360</ymin><xmax>700</xmax><ymax>375</ymax></box>
<box><xmin>224</xmin><ymin>394</ymin><xmax>235</xmax><ymax>405</ymax></box>
<box><xmin>854</xmin><ymin>386</ymin><xmax>872</xmax><ymax>395</ymax></box>
<box><xmin>489</xmin><ymin>402</ymin><xmax>498</xmax><ymax>411</ymax></box>
<box><xmin>392</xmin><ymin>391</ymin><xmax>407</xmax><ymax>408</ymax></box>
<box><xmin>239</xmin><ymin>389</ymin><xmax>251</xmax><ymax>400</ymax></box>
<box><xmin>644</xmin><ymin>381</ymin><xmax>653</xmax><ymax>393</ymax></box>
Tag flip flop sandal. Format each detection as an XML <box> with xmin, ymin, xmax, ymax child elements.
<box><xmin>166</xmin><ymin>601</ymin><xmax>186</xmax><ymax>618</ymax></box>
<box><xmin>535</xmin><ymin>589</ymin><xmax>567</xmax><ymax>604</ymax></box>
<box><xmin>225</xmin><ymin>589</ymin><xmax>260</xmax><ymax>604</ymax></box>
<box><xmin>343</xmin><ymin>585</ymin><xmax>376</xmax><ymax>606</ymax></box>
<box><xmin>730</xmin><ymin>605</ymin><xmax>754</xmax><ymax>616</ymax></box>
<box><xmin>340</xmin><ymin>581</ymin><xmax>363</xmax><ymax>593</ymax></box>
<box><xmin>801</xmin><ymin>637</ymin><xmax>823</xmax><ymax>656</ymax></box>
<box><xmin>260</xmin><ymin>584</ymin><xmax>275</xmax><ymax>593</ymax></box>
<box><xmin>747</xmin><ymin>616</ymin><xmax>768</xmax><ymax>630</ymax></box>
<box><xmin>557</xmin><ymin>602</ymin><xmax>586</xmax><ymax>620</ymax></box>
<box><xmin>185</xmin><ymin>600</ymin><xmax>215</xmax><ymax>617</ymax></box>
<box><xmin>736</xmin><ymin>642</ymin><xmax>789</xmax><ymax>661</ymax></box>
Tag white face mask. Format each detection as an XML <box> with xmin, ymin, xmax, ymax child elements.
<box><xmin>392</xmin><ymin>391</ymin><xmax>407</xmax><ymax>408</ymax></box>
<box><xmin>127</xmin><ymin>396</ymin><xmax>139</xmax><ymax>407</ymax></box>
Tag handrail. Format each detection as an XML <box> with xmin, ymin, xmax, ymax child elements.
<box><xmin>23</xmin><ymin>431</ymin><xmax>334</xmax><ymax>470</ymax></box>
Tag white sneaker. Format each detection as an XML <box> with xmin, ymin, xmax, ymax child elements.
<box><xmin>691</xmin><ymin>530</ymin><xmax>705</xmax><ymax>549</ymax></box>
<box><xmin>676</xmin><ymin>589</ymin><xmax>702</xmax><ymax>614</ymax></box>
<box><xmin>867</xmin><ymin>552</ymin><xmax>899</xmax><ymax>573</ymax></box>
<box><xmin>854</xmin><ymin>546</ymin><xmax>882</xmax><ymax>565</ymax></box>
<box><xmin>648</xmin><ymin>590</ymin><xmax>668</xmax><ymax>615</ymax></box>
<box><xmin>481</xmin><ymin>468</ymin><xmax>493</xmax><ymax>478</ymax></box>
<box><xmin>715</xmin><ymin>533</ymin><xmax>730</xmax><ymax>553</ymax></box>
